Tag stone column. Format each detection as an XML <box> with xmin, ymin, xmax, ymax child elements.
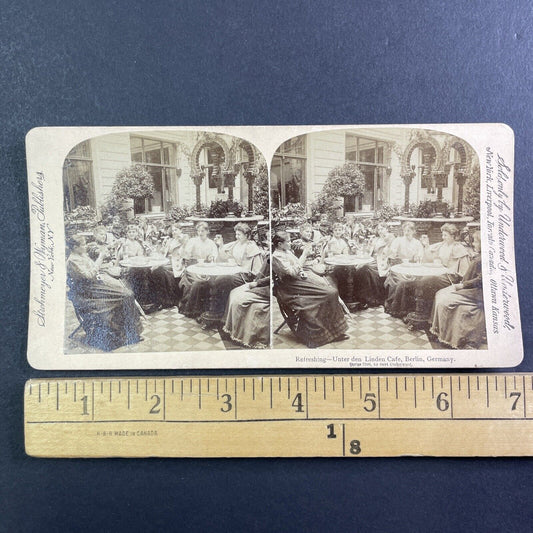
<box><xmin>434</xmin><ymin>172</ymin><xmax>446</xmax><ymax>202</ymax></box>
<box><xmin>401</xmin><ymin>167</ymin><xmax>416</xmax><ymax>213</ymax></box>
<box><xmin>191</xmin><ymin>173</ymin><xmax>204</xmax><ymax>211</ymax></box>
<box><xmin>244</xmin><ymin>171</ymin><xmax>256</xmax><ymax>214</ymax></box>
<box><xmin>224</xmin><ymin>172</ymin><xmax>236</xmax><ymax>201</ymax></box>
<box><xmin>455</xmin><ymin>172</ymin><xmax>467</xmax><ymax>215</ymax></box>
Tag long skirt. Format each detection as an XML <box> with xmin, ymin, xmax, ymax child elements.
<box><xmin>430</xmin><ymin>286</ymin><xmax>486</xmax><ymax>348</ymax></box>
<box><xmin>385</xmin><ymin>273</ymin><xmax>460</xmax><ymax>319</ymax></box>
<box><xmin>223</xmin><ymin>285</ymin><xmax>270</xmax><ymax>348</ymax></box>
<box><xmin>210</xmin><ymin>272</ymin><xmax>254</xmax><ymax>317</ymax></box>
<box><xmin>352</xmin><ymin>261</ymin><xmax>386</xmax><ymax>306</ymax></box>
<box><xmin>70</xmin><ymin>273</ymin><xmax>142</xmax><ymax>351</ymax></box>
<box><xmin>327</xmin><ymin>266</ymin><xmax>352</xmax><ymax>302</ymax></box>
<box><xmin>275</xmin><ymin>272</ymin><xmax>348</xmax><ymax>348</ymax></box>
<box><xmin>178</xmin><ymin>271</ymin><xmax>209</xmax><ymax>317</ymax></box>
<box><xmin>384</xmin><ymin>270</ymin><xmax>417</xmax><ymax>317</ymax></box>
<box><xmin>149</xmin><ymin>266</ymin><xmax>181</xmax><ymax>308</ymax></box>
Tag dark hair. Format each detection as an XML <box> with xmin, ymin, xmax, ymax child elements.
<box><xmin>272</xmin><ymin>231</ymin><xmax>289</xmax><ymax>250</ymax></box>
<box><xmin>67</xmin><ymin>234</ymin><xmax>86</xmax><ymax>250</ymax></box>
<box><xmin>234</xmin><ymin>222</ymin><xmax>251</xmax><ymax>237</ymax></box>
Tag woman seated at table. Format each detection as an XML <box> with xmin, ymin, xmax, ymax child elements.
<box><xmin>343</xmin><ymin>214</ymin><xmax>365</xmax><ymax>243</ymax></box>
<box><xmin>66</xmin><ymin>235</ymin><xmax>143</xmax><ymax>351</ymax></box>
<box><xmin>178</xmin><ymin>222</ymin><xmax>218</xmax><ymax>317</ymax></box>
<box><xmin>272</xmin><ymin>231</ymin><xmax>348</xmax><ymax>348</ymax></box>
<box><xmin>113</xmin><ymin>224</ymin><xmax>150</xmax><ymax>304</ymax></box>
<box><xmin>352</xmin><ymin>222</ymin><xmax>395</xmax><ymax>308</ymax></box>
<box><xmin>115</xmin><ymin>224</ymin><xmax>145</xmax><ymax>264</ymax></box>
<box><xmin>322</xmin><ymin>222</ymin><xmax>350</xmax><ymax>258</ymax></box>
<box><xmin>429</xmin><ymin>231</ymin><xmax>485</xmax><ymax>348</ymax></box>
<box><xmin>322</xmin><ymin>222</ymin><xmax>352</xmax><ymax>300</ymax></box>
<box><xmin>150</xmin><ymin>223</ymin><xmax>189</xmax><ymax>309</ymax></box>
<box><xmin>383</xmin><ymin>221</ymin><xmax>424</xmax><ymax>314</ymax></box>
<box><xmin>87</xmin><ymin>225</ymin><xmax>118</xmax><ymax>265</ymax></box>
<box><xmin>209</xmin><ymin>222</ymin><xmax>263</xmax><ymax>318</ymax></box>
<box><xmin>386</xmin><ymin>223</ymin><xmax>470</xmax><ymax>319</ymax></box>
<box><xmin>222</xmin><ymin>256</ymin><xmax>270</xmax><ymax>349</ymax></box>
<box><xmin>292</xmin><ymin>223</ymin><xmax>325</xmax><ymax>273</ymax></box>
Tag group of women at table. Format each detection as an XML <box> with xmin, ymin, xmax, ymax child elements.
<box><xmin>66</xmin><ymin>215</ymin><xmax>485</xmax><ymax>352</ymax></box>
<box><xmin>272</xmin><ymin>219</ymin><xmax>485</xmax><ymax>350</ymax></box>
<box><xmin>66</xmin><ymin>221</ymin><xmax>270</xmax><ymax>351</ymax></box>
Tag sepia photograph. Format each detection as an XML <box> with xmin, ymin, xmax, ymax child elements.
<box><xmin>61</xmin><ymin>130</ymin><xmax>270</xmax><ymax>354</ymax></box>
<box><xmin>271</xmin><ymin>127</ymin><xmax>486</xmax><ymax>351</ymax></box>
<box><xmin>26</xmin><ymin>124</ymin><xmax>520</xmax><ymax>369</ymax></box>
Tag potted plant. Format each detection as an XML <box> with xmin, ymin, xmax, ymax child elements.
<box><xmin>207</xmin><ymin>199</ymin><xmax>244</xmax><ymax>218</ymax></box>
<box><xmin>251</xmin><ymin>163</ymin><xmax>269</xmax><ymax>218</ymax></box>
<box><xmin>463</xmin><ymin>163</ymin><xmax>480</xmax><ymax>221</ymax></box>
<box><xmin>315</xmin><ymin>162</ymin><xmax>366</xmax><ymax>216</ymax></box>
<box><xmin>64</xmin><ymin>205</ymin><xmax>98</xmax><ymax>235</ymax></box>
<box><xmin>271</xmin><ymin>202</ymin><xmax>307</xmax><ymax>227</ymax></box>
<box><xmin>111</xmin><ymin>164</ymin><xmax>155</xmax><ymax>216</ymax></box>
<box><xmin>168</xmin><ymin>205</ymin><xmax>192</xmax><ymax>222</ymax></box>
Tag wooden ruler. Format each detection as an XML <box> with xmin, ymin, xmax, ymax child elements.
<box><xmin>24</xmin><ymin>374</ymin><xmax>533</xmax><ymax>458</ymax></box>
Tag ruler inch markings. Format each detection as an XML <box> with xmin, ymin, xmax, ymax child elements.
<box><xmin>449</xmin><ymin>376</ymin><xmax>454</xmax><ymax>419</ymax></box>
<box><xmin>25</xmin><ymin>374</ymin><xmax>533</xmax><ymax>458</ymax></box>
<box><xmin>523</xmin><ymin>375</ymin><xmax>527</xmax><ymax>419</ymax></box>
<box><xmin>234</xmin><ymin>378</ymin><xmax>238</xmax><ymax>420</ymax></box>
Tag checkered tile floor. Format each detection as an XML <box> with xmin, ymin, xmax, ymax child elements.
<box><xmin>64</xmin><ymin>302</ymin><xmax>245</xmax><ymax>354</ymax></box>
<box><xmin>273</xmin><ymin>304</ymin><xmax>436</xmax><ymax>350</ymax></box>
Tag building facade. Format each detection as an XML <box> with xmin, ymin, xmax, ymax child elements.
<box><xmin>63</xmin><ymin>130</ymin><xmax>265</xmax><ymax>217</ymax></box>
<box><xmin>270</xmin><ymin>128</ymin><xmax>479</xmax><ymax>215</ymax></box>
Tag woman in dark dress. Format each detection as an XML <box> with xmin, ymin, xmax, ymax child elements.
<box><xmin>272</xmin><ymin>231</ymin><xmax>348</xmax><ymax>348</ymax></box>
<box><xmin>386</xmin><ymin>223</ymin><xmax>470</xmax><ymax>319</ymax></box>
<box><xmin>352</xmin><ymin>222</ymin><xmax>395</xmax><ymax>307</ymax></box>
<box><xmin>209</xmin><ymin>222</ymin><xmax>263</xmax><ymax>319</ymax></box>
<box><xmin>178</xmin><ymin>222</ymin><xmax>218</xmax><ymax>317</ymax></box>
<box><xmin>150</xmin><ymin>223</ymin><xmax>189</xmax><ymax>308</ymax></box>
<box><xmin>66</xmin><ymin>235</ymin><xmax>142</xmax><ymax>351</ymax></box>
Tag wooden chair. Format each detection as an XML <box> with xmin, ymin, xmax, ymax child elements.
<box><xmin>272</xmin><ymin>273</ymin><xmax>299</xmax><ymax>336</ymax></box>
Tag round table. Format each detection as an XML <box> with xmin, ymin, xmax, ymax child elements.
<box><xmin>119</xmin><ymin>257</ymin><xmax>170</xmax><ymax>312</ymax></box>
<box><xmin>390</xmin><ymin>262</ymin><xmax>448</xmax><ymax>278</ymax></box>
<box><xmin>186</xmin><ymin>263</ymin><xmax>246</xmax><ymax>328</ymax></box>
<box><xmin>324</xmin><ymin>255</ymin><xmax>374</xmax><ymax>310</ymax></box>
<box><xmin>390</xmin><ymin>262</ymin><xmax>449</xmax><ymax>330</ymax></box>
<box><xmin>186</xmin><ymin>263</ymin><xmax>244</xmax><ymax>277</ymax></box>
